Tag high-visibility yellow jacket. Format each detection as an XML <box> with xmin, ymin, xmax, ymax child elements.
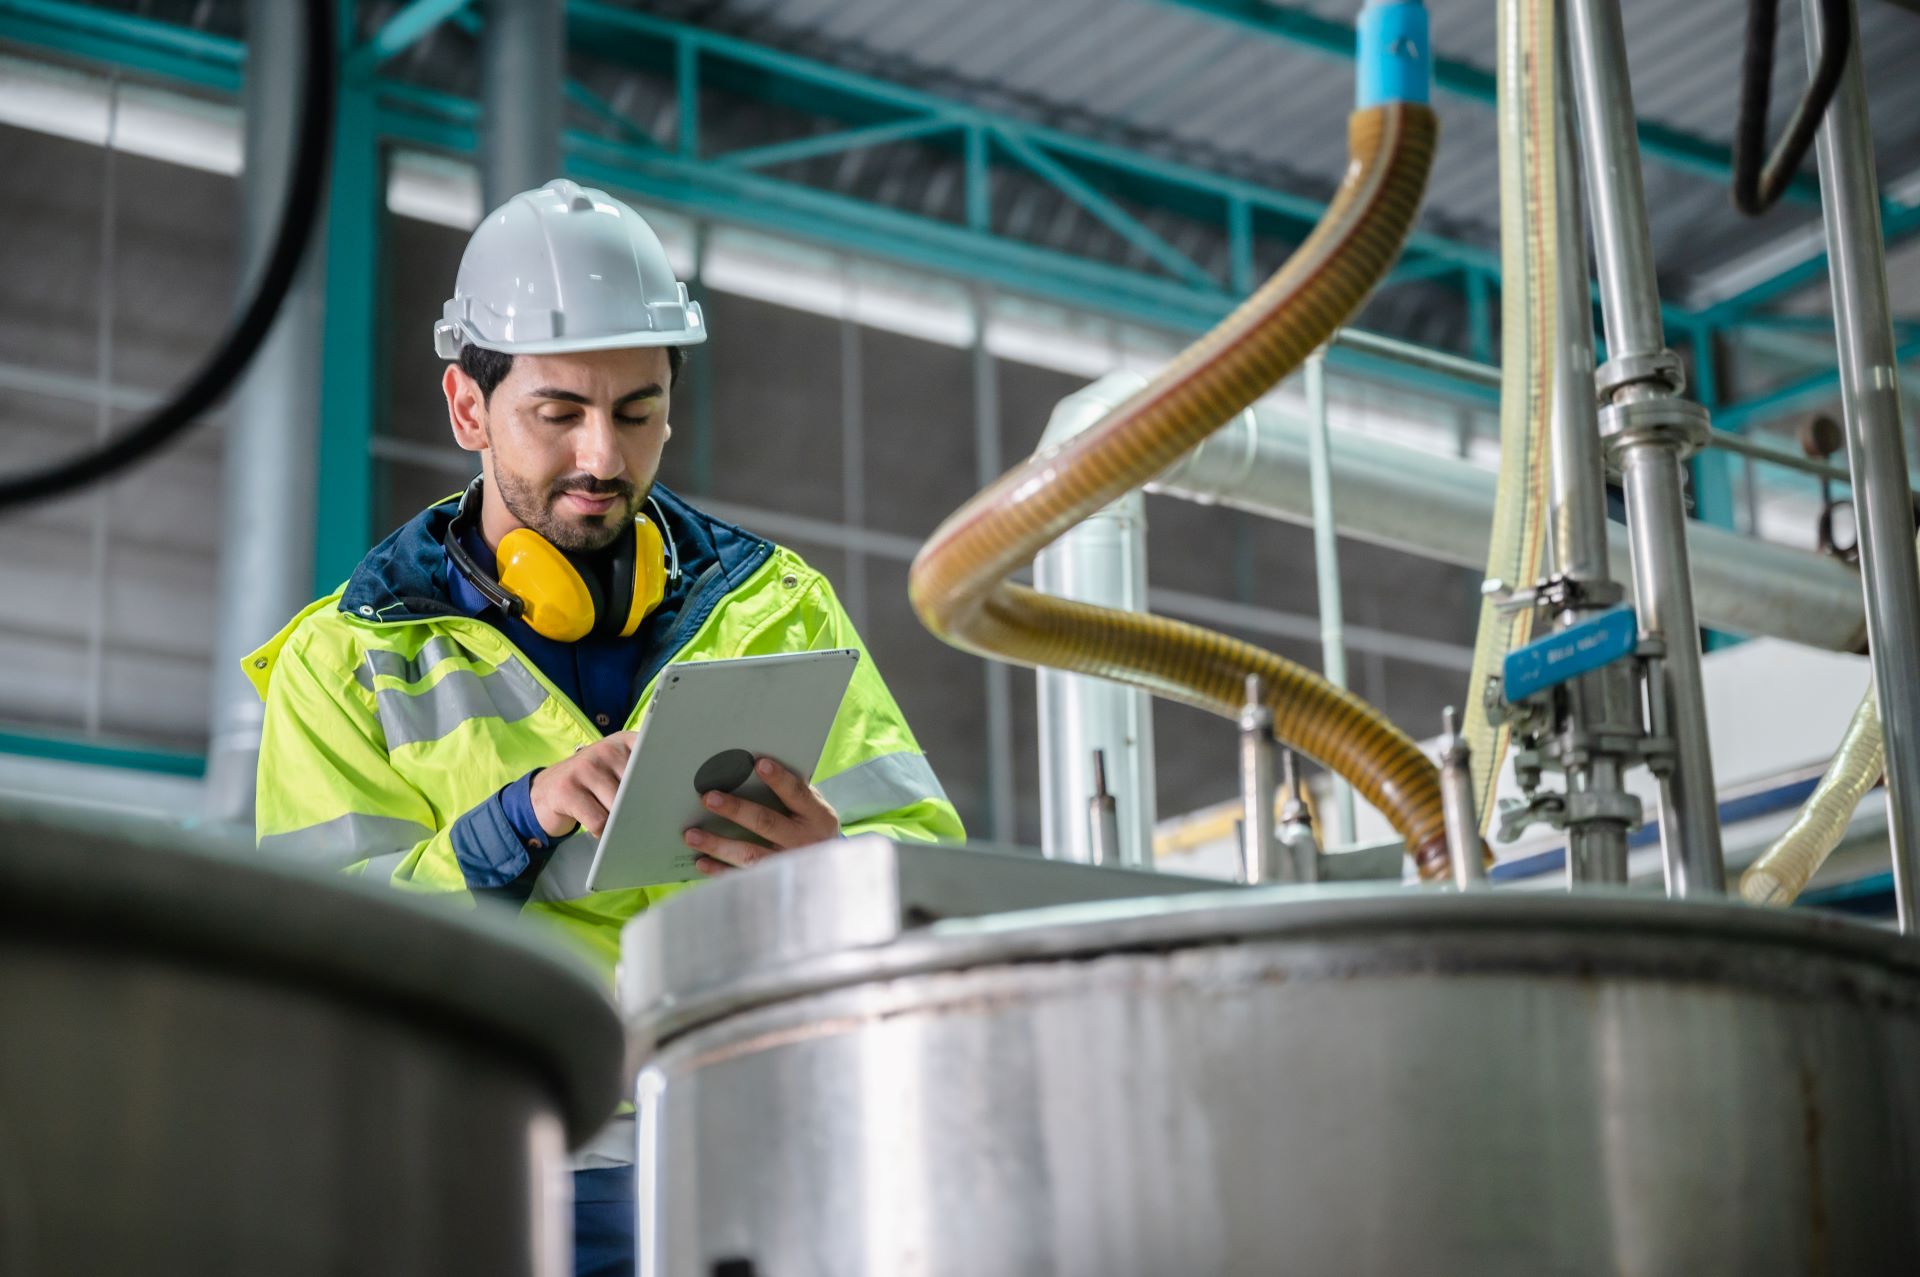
<box><xmin>248</xmin><ymin>488</ymin><xmax>964</xmax><ymax>973</ymax></box>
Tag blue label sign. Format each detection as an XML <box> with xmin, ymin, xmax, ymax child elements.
<box><xmin>1502</xmin><ymin>606</ymin><xmax>1639</xmax><ymax>702</ymax></box>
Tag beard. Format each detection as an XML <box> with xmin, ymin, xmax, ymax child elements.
<box><xmin>494</xmin><ymin>466</ymin><xmax>640</xmax><ymax>553</ymax></box>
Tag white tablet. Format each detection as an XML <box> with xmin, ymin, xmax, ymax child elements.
<box><xmin>583</xmin><ymin>648</ymin><xmax>861</xmax><ymax>892</ymax></box>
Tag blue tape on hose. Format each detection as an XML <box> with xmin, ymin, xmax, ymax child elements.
<box><xmin>1357</xmin><ymin>2</ymin><xmax>1431</xmax><ymax>108</ymax></box>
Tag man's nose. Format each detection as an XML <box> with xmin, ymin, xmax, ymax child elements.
<box><xmin>576</xmin><ymin>414</ymin><xmax>626</xmax><ymax>480</ymax></box>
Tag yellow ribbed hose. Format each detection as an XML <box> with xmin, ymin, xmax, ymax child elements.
<box><xmin>1742</xmin><ymin>694</ymin><xmax>1881</xmax><ymax>905</ymax></box>
<box><xmin>1741</xmin><ymin>529</ymin><xmax>1920</xmax><ymax>905</ymax></box>
<box><xmin>1464</xmin><ymin>0</ymin><xmax>1557</xmax><ymax>829</ymax></box>
<box><xmin>910</xmin><ymin>104</ymin><xmax>1454</xmax><ymax>876</ymax></box>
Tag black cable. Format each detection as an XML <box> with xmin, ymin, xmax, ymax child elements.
<box><xmin>0</xmin><ymin>0</ymin><xmax>337</xmax><ymax>510</ymax></box>
<box><xmin>1732</xmin><ymin>0</ymin><xmax>1852</xmax><ymax>217</ymax></box>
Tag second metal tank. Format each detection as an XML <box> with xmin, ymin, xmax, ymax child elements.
<box><xmin>624</xmin><ymin>839</ymin><xmax>1920</xmax><ymax>1276</ymax></box>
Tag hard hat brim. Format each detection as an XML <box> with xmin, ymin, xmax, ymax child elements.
<box><xmin>461</xmin><ymin>326</ymin><xmax>708</xmax><ymax>356</ymax></box>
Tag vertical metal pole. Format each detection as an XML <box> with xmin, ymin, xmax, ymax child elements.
<box><xmin>1546</xmin><ymin>69</ymin><xmax>1611</xmax><ymax>590</ymax></box>
<box><xmin>839</xmin><ymin>264</ymin><xmax>868</xmax><ymax>632</ymax></box>
<box><xmin>1239</xmin><ymin>675</ymin><xmax>1278</xmax><ymax>885</ymax></box>
<box><xmin>85</xmin><ymin>73</ymin><xmax>120</xmax><ymax>738</ymax></box>
<box><xmin>481</xmin><ymin>0</ymin><xmax>564</xmax><ymax>209</ymax></box>
<box><xmin>1033</xmin><ymin>489</ymin><xmax>1156</xmax><ymax>866</ymax></box>
<box><xmin>687</xmin><ymin>223</ymin><xmax>715</xmax><ymax>496</ymax></box>
<box><xmin>1304</xmin><ymin>350</ymin><xmax>1354</xmax><ymax>845</ymax></box>
<box><xmin>1565</xmin><ymin>0</ymin><xmax>1726</xmax><ymax>896</ymax></box>
<box><xmin>1808</xmin><ymin>0</ymin><xmax>1920</xmax><ymax>932</ymax></box>
<box><xmin>207</xmin><ymin>0</ymin><xmax>327</xmax><ymax>823</ymax></box>
<box><xmin>1550</xmin><ymin>45</ymin><xmax>1632</xmax><ymax>885</ymax></box>
<box><xmin>973</xmin><ymin>295</ymin><xmax>1016</xmax><ymax>845</ymax></box>
<box><xmin>1086</xmin><ymin>750</ymin><xmax>1122</xmax><ymax>868</ymax></box>
<box><xmin>1034</xmin><ymin>378</ymin><xmax>1157</xmax><ymax>867</ymax></box>
<box><xmin>1438</xmin><ymin>709</ymin><xmax>1485</xmax><ymax>889</ymax></box>
<box><xmin>314</xmin><ymin>0</ymin><xmax>379</xmax><ymax>595</ymax></box>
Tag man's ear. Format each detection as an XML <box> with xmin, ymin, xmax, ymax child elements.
<box><xmin>444</xmin><ymin>364</ymin><xmax>488</xmax><ymax>453</ymax></box>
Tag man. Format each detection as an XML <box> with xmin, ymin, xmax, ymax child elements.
<box><xmin>247</xmin><ymin>180</ymin><xmax>964</xmax><ymax>1275</ymax></box>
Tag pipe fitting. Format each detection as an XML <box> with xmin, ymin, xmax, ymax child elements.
<box><xmin>1599</xmin><ymin>397</ymin><xmax>1712</xmax><ymax>463</ymax></box>
<box><xmin>1594</xmin><ymin>348</ymin><xmax>1685</xmax><ymax>403</ymax></box>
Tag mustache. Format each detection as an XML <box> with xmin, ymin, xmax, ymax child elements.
<box><xmin>548</xmin><ymin>476</ymin><xmax>635</xmax><ymax>501</ymax></box>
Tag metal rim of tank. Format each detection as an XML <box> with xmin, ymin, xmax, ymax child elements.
<box><xmin>630</xmin><ymin>883</ymin><xmax>1920</xmax><ymax>1050</ymax></box>
<box><xmin>0</xmin><ymin>809</ymin><xmax>626</xmax><ymax>1143</ymax></box>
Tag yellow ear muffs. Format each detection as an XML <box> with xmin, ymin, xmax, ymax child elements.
<box><xmin>496</xmin><ymin>528</ymin><xmax>601</xmax><ymax>643</ymax></box>
<box><xmin>620</xmin><ymin>513</ymin><xmax>670</xmax><ymax>638</ymax></box>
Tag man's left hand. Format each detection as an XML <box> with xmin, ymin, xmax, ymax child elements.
<box><xmin>684</xmin><ymin>757</ymin><xmax>840</xmax><ymax>875</ymax></box>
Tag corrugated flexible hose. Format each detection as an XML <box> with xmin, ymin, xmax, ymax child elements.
<box><xmin>910</xmin><ymin>101</ymin><xmax>1451</xmax><ymax>875</ymax></box>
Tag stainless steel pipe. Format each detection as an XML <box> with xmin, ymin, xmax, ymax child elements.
<box><xmin>1566</xmin><ymin>0</ymin><xmax>1726</xmax><ymax>896</ymax></box>
<box><xmin>1808</xmin><ymin>0</ymin><xmax>1920</xmax><ymax>933</ymax></box>
<box><xmin>1033</xmin><ymin>391</ymin><xmax>1157</xmax><ymax>867</ymax></box>
<box><xmin>480</xmin><ymin>0</ymin><xmax>565</xmax><ymax>210</ymax></box>
<box><xmin>1305</xmin><ymin>350</ymin><xmax>1355</xmax><ymax>845</ymax></box>
<box><xmin>1546</xmin><ymin>60</ymin><xmax>1612</xmax><ymax>593</ymax></box>
<box><xmin>205</xmin><ymin>0</ymin><xmax>325</xmax><ymax>825</ymax></box>
<box><xmin>1148</xmin><ymin>399</ymin><xmax>1868</xmax><ymax>651</ymax></box>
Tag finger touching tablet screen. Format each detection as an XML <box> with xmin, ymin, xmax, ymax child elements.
<box><xmin>584</xmin><ymin>648</ymin><xmax>860</xmax><ymax>891</ymax></box>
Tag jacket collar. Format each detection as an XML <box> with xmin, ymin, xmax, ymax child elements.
<box><xmin>338</xmin><ymin>483</ymin><xmax>773</xmax><ymax>624</ymax></box>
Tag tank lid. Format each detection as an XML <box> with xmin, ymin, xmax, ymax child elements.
<box><xmin>623</xmin><ymin>837</ymin><xmax>1920</xmax><ymax>1050</ymax></box>
<box><xmin>622</xmin><ymin>836</ymin><xmax>1237</xmax><ymax>1037</ymax></box>
<box><xmin>0</xmin><ymin>806</ymin><xmax>625</xmax><ymax>1147</ymax></box>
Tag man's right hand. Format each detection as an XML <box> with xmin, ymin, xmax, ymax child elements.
<box><xmin>529</xmin><ymin>731</ymin><xmax>636</xmax><ymax>839</ymax></box>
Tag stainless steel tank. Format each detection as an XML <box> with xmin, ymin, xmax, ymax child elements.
<box><xmin>624</xmin><ymin>838</ymin><xmax>1920</xmax><ymax>1276</ymax></box>
<box><xmin>0</xmin><ymin>807</ymin><xmax>626</xmax><ymax>1277</ymax></box>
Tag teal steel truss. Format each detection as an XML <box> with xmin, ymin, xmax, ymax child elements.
<box><xmin>1</xmin><ymin>0</ymin><xmax>1917</xmax><ymax>575</ymax></box>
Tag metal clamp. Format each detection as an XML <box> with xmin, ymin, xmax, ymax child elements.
<box><xmin>1599</xmin><ymin>397</ymin><xmax>1712</xmax><ymax>463</ymax></box>
<box><xmin>1594</xmin><ymin>348</ymin><xmax>1684</xmax><ymax>402</ymax></box>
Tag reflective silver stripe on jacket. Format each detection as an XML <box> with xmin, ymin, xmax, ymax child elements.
<box><xmin>364</xmin><ymin>636</ymin><xmax>470</xmax><ymax>687</ymax></box>
<box><xmin>374</xmin><ymin>658</ymin><xmax>547</xmax><ymax>750</ymax></box>
<box><xmin>817</xmin><ymin>751</ymin><xmax>949</xmax><ymax>824</ymax></box>
<box><xmin>258</xmin><ymin>812</ymin><xmax>433</xmax><ymax>872</ymax></box>
<box><xmin>358</xmin><ymin>850</ymin><xmax>412</xmax><ymax>885</ymax></box>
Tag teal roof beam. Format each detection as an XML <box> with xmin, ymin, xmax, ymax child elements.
<box><xmin>1697</xmin><ymin>198</ymin><xmax>1920</xmax><ymax>325</ymax></box>
<box><xmin>0</xmin><ymin>0</ymin><xmax>241</xmax><ymax>91</ymax></box>
<box><xmin>992</xmin><ymin>127</ymin><xmax>1223</xmax><ymax>291</ymax></box>
<box><xmin>1154</xmin><ymin>0</ymin><xmax>1826</xmax><ymax>208</ymax></box>
<box><xmin>564</xmin><ymin>2</ymin><xmax>1502</xmax><ymax>278</ymax></box>
<box><xmin>1713</xmin><ymin>333</ymin><xmax>1920</xmax><ymax>432</ymax></box>
<box><xmin>376</xmin><ymin>88</ymin><xmax>1502</xmax><ymax>405</ymax></box>
<box><xmin>715</xmin><ymin>115</ymin><xmax>961</xmax><ymax>171</ymax></box>
<box><xmin>1721</xmin><ymin>311</ymin><xmax>1920</xmax><ymax>338</ymax></box>
<box><xmin>565</xmin><ymin>80</ymin><xmax>668</xmax><ymax>154</ymax></box>
<box><xmin>351</xmin><ymin>0</ymin><xmax>473</xmax><ymax>73</ymax></box>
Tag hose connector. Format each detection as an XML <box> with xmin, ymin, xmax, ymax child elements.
<box><xmin>1359</xmin><ymin>1</ymin><xmax>1432</xmax><ymax>108</ymax></box>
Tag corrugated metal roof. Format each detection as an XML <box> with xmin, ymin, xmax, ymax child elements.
<box><xmin>636</xmin><ymin>0</ymin><xmax>1920</xmax><ymax>290</ymax></box>
<box><xmin>38</xmin><ymin>0</ymin><xmax>1920</xmax><ymax>326</ymax></box>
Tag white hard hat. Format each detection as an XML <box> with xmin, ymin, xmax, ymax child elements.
<box><xmin>434</xmin><ymin>179</ymin><xmax>707</xmax><ymax>359</ymax></box>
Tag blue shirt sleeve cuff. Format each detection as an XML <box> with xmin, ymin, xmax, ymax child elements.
<box><xmin>501</xmin><ymin>770</ymin><xmax>553</xmax><ymax>850</ymax></box>
<box><xmin>450</xmin><ymin>773</ymin><xmax>551</xmax><ymax>892</ymax></box>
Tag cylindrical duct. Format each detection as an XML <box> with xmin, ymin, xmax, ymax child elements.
<box><xmin>482</xmin><ymin>0</ymin><xmax>565</xmax><ymax>210</ymax></box>
<box><xmin>1150</xmin><ymin>404</ymin><xmax>1867</xmax><ymax>652</ymax></box>
<box><xmin>1034</xmin><ymin>387</ymin><xmax>1157</xmax><ymax>867</ymax></box>
<box><xmin>205</xmin><ymin>0</ymin><xmax>326</xmax><ymax>825</ymax></box>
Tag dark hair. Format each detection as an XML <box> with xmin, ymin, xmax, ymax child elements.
<box><xmin>457</xmin><ymin>343</ymin><xmax>687</xmax><ymax>402</ymax></box>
